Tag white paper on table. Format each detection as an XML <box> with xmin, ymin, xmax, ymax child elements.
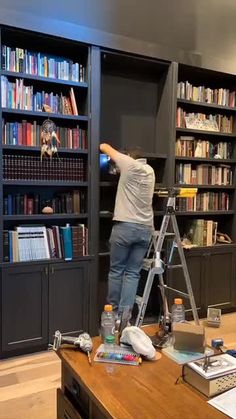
<box><xmin>208</xmin><ymin>387</ymin><xmax>236</xmax><ymax>418</ymax></box>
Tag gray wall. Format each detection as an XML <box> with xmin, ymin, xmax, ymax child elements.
<box><xmin>0</xmin><ymin>0</ymin><xmax>236</xmax><ymax>73</ymax></box>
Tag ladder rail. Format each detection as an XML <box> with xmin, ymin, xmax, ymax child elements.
<box><xmin>134</xmin><ymin>195</ymin><xmax>200</xmax><ymax>328</ymax></box>
<box><xmin>171</xmin><ymin>214</ymin><xmax>199</xmax><ymax>325</ymax></box>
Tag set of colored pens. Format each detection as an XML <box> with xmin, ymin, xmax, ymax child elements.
<box><xmin>94</xmin><ymin>344</ymin><xmax>141</xmax><ymax>366</ymax></box>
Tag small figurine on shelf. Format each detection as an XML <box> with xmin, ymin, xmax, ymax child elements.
<box><xmin>42</xmin><ymin>200</ymin><xmax>54</xmax><ymax>214</ymax></box>
<box><xmin>40</xmin><ymin>118</ymin><xmax>60</xmax><ymax>160</ymax></box>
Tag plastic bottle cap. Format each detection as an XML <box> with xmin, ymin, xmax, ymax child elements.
<box><xmin>174</xmin><ymin>298</ymin><xmax>183</xmax><ymax>305</ymax></box>
<box><xmin>105</xmin><ymin>335</ymin><xmax>115</xmax><ymax>344</ymax></box>
<box><xmin>104</xmin><ymin>304</ymin><xmax>113</xmax><ymax>312</ymax></box>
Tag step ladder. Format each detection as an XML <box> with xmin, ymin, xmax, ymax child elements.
<box><xmin>134</xmin><ymin>187</ymin><xmax>200</xmax><ymax>333</ymax></box>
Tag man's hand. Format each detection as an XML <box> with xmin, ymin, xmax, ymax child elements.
<box><xmin>100</xmin><ymin>143</ymin><xmax>120</xmax><ymax>162</ymax></box>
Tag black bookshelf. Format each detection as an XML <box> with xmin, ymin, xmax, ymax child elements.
<box><xmin>98</xmin><ymin>50</ymin><xmax>174</xmax><ymax>319</ymax></box>
<box><xmin>0</xmin><ymin>25</ymin><xmax>98</xmax><ymax>359</ymax></box>
<box><xmin>169</xmin><ymin>64</ymin><xmax>236</xmax><ymax>317</ymax></box>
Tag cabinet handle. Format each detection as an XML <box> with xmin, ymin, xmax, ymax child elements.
<box><xmin>45</xmin><ymin>266</ymin><xmax>48</xmax><ymax>276</ymax></box>
<box><xmin>51</xmin><ymin>266</ymin><xmax>55</xmax><ymax>275</ymax></box>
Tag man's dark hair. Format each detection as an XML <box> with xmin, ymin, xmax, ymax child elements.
<box><xmin>125</xmin><ymin>146</ymin><xmax>143</xmax><ymax>160</ymax></box>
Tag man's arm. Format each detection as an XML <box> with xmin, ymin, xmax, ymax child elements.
<box><xmin>99</xmin><ymin>143</ymin><xmax>121</xmax><ymax>162</ymax></box>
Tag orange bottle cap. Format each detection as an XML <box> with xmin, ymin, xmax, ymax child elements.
<box><xmin>104</xmin><ymin>304</ymin><xmax>113</xmax><ymax>311</ymax></box>
<box><xmin>174</xmin><ymin>298</ymin><xmax>183</xmax><ymax>305</ymax></box>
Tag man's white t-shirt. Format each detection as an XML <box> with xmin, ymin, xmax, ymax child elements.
<box><xmin>113</xmin><ymin>153</ymin><xmax>155</xmax><ymax>227</ymax></box>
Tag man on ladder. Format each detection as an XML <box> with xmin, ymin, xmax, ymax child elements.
<box><xmin>134</xmin><ymin>187</ymin><xmax>199</xmax><ymax>347</ymax></box>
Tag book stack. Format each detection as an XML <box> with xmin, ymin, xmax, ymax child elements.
<box><xmin>175</xmin><ymin>163</ymin><xmax>233</xmax><ymax>185</ymax></box>
<box><xmin>1</xmin><ymin>76</ymin><xmax>79</xmax><ymax>115</ymax></box>
<box><xmin>3</xmin><ymin>190</ymin><xmax>86</xmax><ymax>215</ymax></box>
<box><xmin>175</xmin><ymin>136</ymin><xmax>232</xmax><ymax>159</ymax></box>
<box><xmin>176</xmin><ymin>191</ymin><xmax>230</xmax><ymax>212</ymax></box>
<box><xmin>3</xmin><ymin>155</ymin><xmax>86</xmax><ymax>182</ymax></box>
<box><xmin>1</xmin><ymin>45</ymin><xmax>85</xmax><ymax>82</ymax></box>
<box><xmin>187</xmin><ymin>219</ymin><xmax>218</xmax><ymax>246</ymax></box>
<box><xmin>177</xmin><ymin>81</ymin><xmax>236</xmax><ymax>107</ymax></box>
<box><xmin>2</xmin><ymin>120</ymin><xmax>87</xmax><ymax>149</ymax></box>
<box><xmin>3</xmin><ymin>223</ymin><xmax>88</xmax><ymax>262</ymax></box>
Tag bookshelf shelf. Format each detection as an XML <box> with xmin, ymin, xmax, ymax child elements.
<box><xmin>98</xmin><ymin>252</ymin><xmax>110</xmax><ymax>257</ymax></box>
<box><xmin>0</xmin><ymin>255</ymin><xmax>94</xmax><ymax>267</ymax></box>
<box><xmin>176</xmin><ymin>127</ymin><xmax>236</xmax><ymax>137</ymax></box>
<box><xmin>99</xmin><ymin>210</ymin><xmax>165</xmax><ymax>218</ymax></box>
<box><xmin>154</xmin><ymin>211</ymin><xmax>165</xmax><ymax>216</ymax></box>
<box><xmin>175</xmin><ymin>156</ymin><xmax>236</xmax><ymax>164</ymax></box>
<box><xmin>142</xmin><ymin>152</ymin><xmax>167</xmax><ymax>159</ymax></box>
<box><xmin>1</xmin><ymin>70</ymin><xmax>88</xmax><ymax>88</ymax></box>
<box><xmin>2</xmin><ymin>145</ymin><xmax>88</xmax><ymax>154</ymax></box>
<box><xmin>177</xmin><ymin>98</ymin><xmax>236</xmax><ymax>112</ymax></box>
<box><xmin>2</xmin><ymin>108</ymin><xmax>89</xmax><ymax>121</ymax></box>
<box><xmin>3</xmin><ymin>214</ymin><xmax>88</xmax><ymax>221</ymax></box>
<box><xmin>100</xmin><ymin>181</ymin><xmax>118</xmax><ymax>187</ymax></box>
<box><xmin>3</xmin><ymin>180</ymin><xmax>88</xmax><ymax>186</ymax></box>
<box><xmin>174</xmin><ymin>184</ymin><xmax>235</xmax><ymax>189</ymax></box>
<box><xmin>99</xmin><ymin>211</ymin><xmax>113</xmax><ymax>218</ymax></box>
<box><xmin>176</xmin><ymin>210</ymin><xmax>234</xmax><ymax>216</ymax></box>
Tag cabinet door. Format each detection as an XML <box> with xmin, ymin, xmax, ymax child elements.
<box><xmin>1</xmin><ymin>264</ymin><xmax>48</xmax><ymax>355</ymax></box>
<box><xmin>49</xmin><ymin>262</ymin><xmax>89</xmax><ymax>342</ymax></box>
<box><xmin>166</xmin><ymin>250</ymin><xmax>204</xmax><ymax>318</ymax></box>
<box><xmin>205</xmin><ymin>247</ymin><xmax>236</xmax><ymax>312</ymax></box>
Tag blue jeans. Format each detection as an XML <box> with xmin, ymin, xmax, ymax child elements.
<box><xmin>108</xmin><ymin>222</ymin><xmax>152</xmax><ymax>314</ymax></box>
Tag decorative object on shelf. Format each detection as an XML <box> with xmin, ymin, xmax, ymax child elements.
<box><xmin>42</xmin><ymin>104</ymin><xmax>53</xmax><ymax>113</ymax></box>
<box><xmin>185</xmin><ymin>115</ymin><xmax>219</xmax><ymax>132</ymax></box>
<box><xmin>40</xmin><ymin>118</ymin><xmax>60</xmax><ymax>159</ymax></box>
<box><xmin>216</xmin><ymin>232</ymin><xmax>232</xmax><ymax>244</ymax></box>
<box><xmin>194</xmin><ymin>140</ymin><xmax>202</xmax><ymax>157</ymax></box>
<box><xmin>42</xmin><ymin>205</ymin><xmax>54</xmax><ymax>214</ymax></box>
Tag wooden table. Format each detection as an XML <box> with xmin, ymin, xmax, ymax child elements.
<box><xmin>57</xmin><ymin>325</ymin><xmax>226</xmax><ymax>418</ymax></box>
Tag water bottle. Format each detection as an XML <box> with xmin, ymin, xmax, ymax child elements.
<box><xmin>171</xmin><ymin>298</ymin><xmax>185</xmax><ymax>324</ymax></box>
<box><xmin>104</xmin><ymin>334</ymin><xmax>116</xmax><ymax>374</ymax></box>
<box><xmin>100</xmin><ymin>304</ymin><xmax>115</xmax><ymax>342</ymax></box>
<box><xmin>104</xmin><ymin>335</ymin><xmax>116</xmax><ymax>351</ymax></box>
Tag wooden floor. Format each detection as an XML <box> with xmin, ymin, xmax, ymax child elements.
<box><xmin>0</xmin><ymin>313</ymin><xmax>236</xmax><ymax>419</ymax></box>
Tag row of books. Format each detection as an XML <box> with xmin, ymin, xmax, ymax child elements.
<box><xmin>187</xmin><ymin>219</ymin><xmax>218</xmax><ymax>247</ymax></box>
<box><xmin>175</xmin><ymin>136</ymin><xmax>232</xmax><ymax>159</ymax></box>
<box><xmin>2</xmin><ymin>120</ymin><xmax>87</xmax><ymax>149</ymax></box>
<box><xmin>1</xmin><ymin>76</ymin><xmax>79</xmax><ymax>115</ymax></box>
<box><xmin>3</xmin><ymin>190</ymin><xmax>87</xmax><ymax>215</ymax></box>
<box><xmin>3</xmin><ymin>155</ymin><xmax>86</xmax><ymax>182</ymax></box>
<box><xmin>176</xmin><ymin>108</ymin><xmax>234</xmax><ymax>133</ymax></box>
<box><xmin>1</xmin><ymin>45</ymin><xmax>86</xmax><ymax>82</ymax></box>
<box><xmin>176</xmin><ymin>163</ymin><xmax>233</xmax><ymax>185</ymax></box>
<box><xmin>3</xmin><ymin>223</ymin><xmax>88</xmax><ymax>262</ymax></box>
<box><xmin>176</xmin><ymin>192</ymin><xmax>230</xmax><ymax>212</ymax></box>
<box><xmin>177</xmin><ymin>81</ymin><xmax>236</xmax><ymax>107</ymax></box>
